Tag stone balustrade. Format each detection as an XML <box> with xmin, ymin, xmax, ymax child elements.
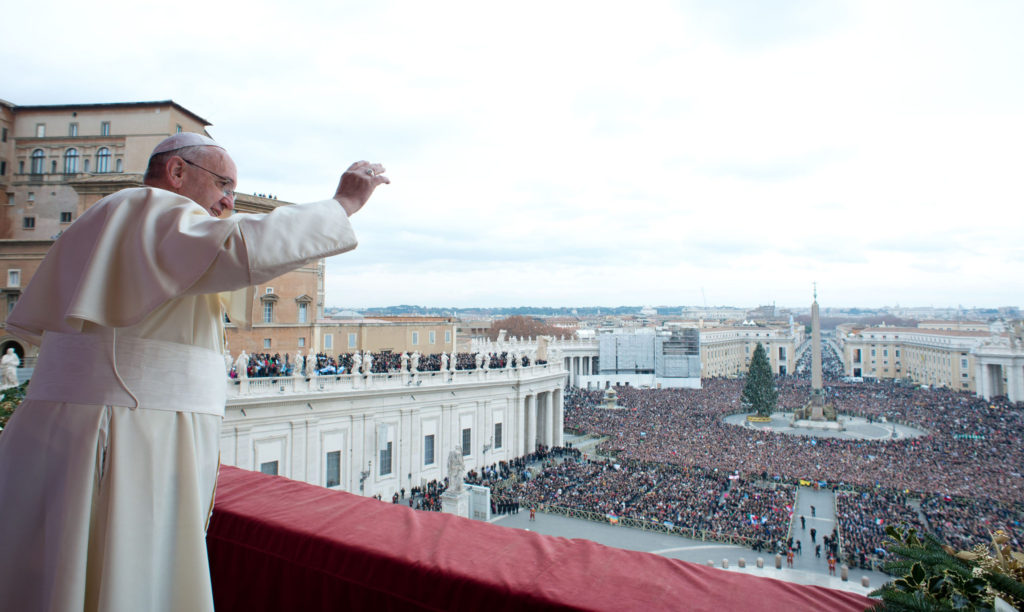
<box><xmin>227</xmin><ymin>362</ymin><xmax>564</xmax><ymax>398</ymax></box>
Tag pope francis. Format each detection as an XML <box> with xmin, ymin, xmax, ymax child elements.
<box><xmin>0</xmin><ymin>133</ymin><xmax>389</xmax><ymax>611</ymax></box>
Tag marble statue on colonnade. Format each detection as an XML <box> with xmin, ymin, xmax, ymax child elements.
<box><xmin>536</xmin><ymin>336</ymin><xmax>547</xmax><ymax>361</ymax></box>
<box><xmin>293</xmin><ymin>351</ymin><xmax>304</xmax><ymax>377</ymax></box>
<box><xmin>0</xmin><ymin>348</ymin><xmax>19</xmax><ymax>388</ymax></box>
<box><xmin>234</xmin><ymin>350</ymin><xmax>248</xmax><ymax>379</ymax></box>
<box><xmin>474</xmin><ymin>352</ymin><xmax>483</xmax><ymax>370</ymax></box>
<box><xmin>400</xmin><ymin>352</ymin><xmax>409</xmax><ymax>372</ymax></box>
<box><xmin>441</xmin><ymin>446</ymin><xmax>471</xmax><ymax>518</ymax></box>
<box><xmin>223</xmin><ymin>350</ymin><xmax>233</xmax><ymax>375</ymax></box>
<box><xmin>447</xmin><ymin>447</ymin><xmax>466</xmax><ymax>492</ymax></box>
<box><xmin>411</xmin><ymin>352</ymin><xmax>420</xmax><ymax>372</ymax></box>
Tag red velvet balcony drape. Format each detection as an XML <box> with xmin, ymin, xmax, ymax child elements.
<box><xmin>207</xmin><ymin>466</ymin><xmax>874</xmax><ymax>611</ymax></box>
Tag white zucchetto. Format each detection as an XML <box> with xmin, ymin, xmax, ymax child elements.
<box><xmin>151</xmin><ymin>133</ymin><xmax>224</xmax><ymax>156</ymax></box>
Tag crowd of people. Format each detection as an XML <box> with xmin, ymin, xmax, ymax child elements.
<box><xmin>233</xmin><ymin>352</ymin><xmax>293</xmax><ymax>378</ymax></box>
<box><xmin>559</xmin><ymin>376</ymin><xmax>1022</xmax><ymax>568</ymax></box>
<box><xmin>564</xmin><ymin>379</ymin><xmax>1023</xmax><ymax>504</ymax></box>
<box><xmin>232</xmin><ymin>350</ymin><xmax>544</xmax><ymax>378</ymax></box>
<box><xmin>500</xmin><ymin>457</ymin><xmax>796</xmax><ymax>548</ymax></box>
<box><xmin>835</xmin><ymin>489</ymin><xmax>925</xmax><ymax>569</ymax></box>
<box><xmin>793</xmin><ymin>340</ymin><xmax>846</xmax><ymax>381</ymax></box>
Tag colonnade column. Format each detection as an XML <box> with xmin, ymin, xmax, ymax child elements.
<box><xmin>976</xmin><ymin>363</ymin><xmax>988</xmax><ymax>399</ymax></box>
<box><xmin>992</xmin><ymin>365</ymin><xmax>1006</xmax><ymax>397</ymax></box>
<box><xmin>539</xmin><ymin>392</ymin><xmax>549</xmax><ymax>448</ymax></box>
<box><xmin>516</xmin><ymin>395</ymin><xmax>524</xmax><ymax>458</ymax></box>
<box><xmin>542</xmin><ymin>391</ymin><xmax>554</xmax><ymax>447</ymax></box>
<box><xmin>234</xmin><ymin>425</ymin><xmax>253</xmax><ymax>471</ymax></box>
<box><xmin>526</xmin><ymin>394</ymin><xmax>537</xmax><ymax>453</ymax></box>
<box><xmin>1009</xmin><ymin>363</ymin><xmax>1024</xmax><ymax>404</ymax></box>
<box><xmin>553</xmin><ymin>387</ymin><xmax>564</xmax><ymax>447</ymax></box>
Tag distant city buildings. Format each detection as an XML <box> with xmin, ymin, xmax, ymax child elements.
<box><xmin>476</xmin><ymin>320</ymin><xmax>804</xmax><ymax>389</ymax></box>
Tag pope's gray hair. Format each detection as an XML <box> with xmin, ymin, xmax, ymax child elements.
<box><xmin>143</xmin><ymin>145</ymin><xmax>218</xmax><ymax>182</ymax></box>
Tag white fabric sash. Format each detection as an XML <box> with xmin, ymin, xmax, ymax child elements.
<box><xmin>28</xmin><ymin>331</ymin><xmax>226</xmax><ymax>416</ymax></box>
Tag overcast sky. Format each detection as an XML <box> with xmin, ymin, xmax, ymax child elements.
<box><xmin>6</xmin><ymin>1</ymin><xmax>1022</xmax><ymax>309</ymax></box>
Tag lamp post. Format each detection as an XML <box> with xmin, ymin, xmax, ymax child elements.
<box><xmin>359</xmin><ymin>460</ymin><xmax>372</xmax><ymax>494</ymax></box>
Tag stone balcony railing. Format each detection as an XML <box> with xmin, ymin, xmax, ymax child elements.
<box><xmin>227</xmin><ymin>362</ymin><xmax>565</xmax><ymax>398</ymax></box>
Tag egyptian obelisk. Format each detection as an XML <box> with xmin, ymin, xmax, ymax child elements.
<box><xmin>809</xmin><ymin>283</ymin><xmax>826</xmax><ymax>420</ymax></box>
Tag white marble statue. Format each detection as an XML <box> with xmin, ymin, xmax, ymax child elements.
<box><xmin>234</xmin><ymin>350</ymin><xmax>249</xmax><ymax>379</ymax></box>
<box><xmin>441</xmin><ymin>352</ymin><xmax>450</xmax><ymax>372</ymax></box>
<box><xmin>400</xmin><ymin>352</ymin><xmax>410</xmax><ymax>372</ymax></box>
<box><xmin>1</xmin><ymin>348</ymin><xmax>20</xmax><ymax>388</ymax></box>
<box><xmin>223</xmin><ymin>350</ymin><xmax>233</xmax><ymax>375</ymax></box>
<box><xmin>352</xmin><ymin>351</ymin><xmax>362</xmax><ymax>375</ymax></box>
<box><xmin>411</xmin><ymin>352</ymin><xmax>420</xmax><ymax>372</ymax></box>
<box><xmin>360</xmin><ymin>352</ymin><xmax>371</xmax><ymax>375</ymax></box>
<box><xmin>293</xmin><ymin>351</ymin><xmax>304</xmax><ymax>377</ymax></box>
<box><xmin>447</xmin><ymin>446</ymin><xmax>466</xmax><ymax>492</ymax></box>
<box><xmin>482</xmin><ymin>353</ymin><xmax>490</xmax><ymax>370</ymax></box>
<box><xmin>474</xmin><ymin>352</ymin><xmax>483</xmax><ymax>370</ymax></box>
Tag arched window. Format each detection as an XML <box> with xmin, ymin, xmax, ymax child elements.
<box><xmin>30</xmin><ymin>149</ymin><xmax>45</xmax><ymax>174</ymax></box>
<box><xmin>96</xmin><ymin>147</ymin><xmax>110</xmax><ymax>173</ymax></box>
<box><xmin>64</xmin><ymin>148</ymin><xmax>78</xmax><ymax>174</ymax></box>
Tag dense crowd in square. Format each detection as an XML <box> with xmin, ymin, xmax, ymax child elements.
<box><xmin>559</xmin><ymin>376</ymin><xmax>1022</xmax><ymax>567</ymax></box>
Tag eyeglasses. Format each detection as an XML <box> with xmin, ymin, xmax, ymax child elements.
<box><xmin>180</xmin><ymin>157</ymin><xmax>236</xmax><ymax>200</ymax></box>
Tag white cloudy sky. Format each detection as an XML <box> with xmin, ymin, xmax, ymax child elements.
<box><xmin>6</xmin><ymin>1</ymin><xmax>1023</xmax><ymax>309</ymax></box>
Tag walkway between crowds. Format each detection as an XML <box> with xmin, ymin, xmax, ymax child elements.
<box><xmin>791</xmin><ymin>486</ymin><xmax>841</xmax><ymax>575</ymax></box>
<box><xmin>564</xmin><ymin>432</ymin><xmax>609</xmax><ymax>460</ymax></box>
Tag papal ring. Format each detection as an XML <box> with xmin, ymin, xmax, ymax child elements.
<box><xmin>365</xmin><ymin>169</ymin><xmax>375</xmax><ymax>176</ymax></box>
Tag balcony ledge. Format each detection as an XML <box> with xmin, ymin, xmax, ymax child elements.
<box><xmin>208</xmin><ymin>466</ymin><xmax>874</xmax><ymax>611</ymax></box>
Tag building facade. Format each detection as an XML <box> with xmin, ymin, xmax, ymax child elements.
<box><xmin>837</xmin><ymin>325</ymin><xmax>993</xmax><ymax>392</ymax></box>
<box><xmin>0</xmin><ymin>100</ymin><xmax>219</xmax><ymax>364</ymax></box>
<box><xmin>221</xmin><ymin>363</ymin><xmax>566</xmax><ymax>499</ymax></box>
<box><xmin>699</xmin><ymin>325</ymin><xmax>801</xmax><ymax>378</ymax></box>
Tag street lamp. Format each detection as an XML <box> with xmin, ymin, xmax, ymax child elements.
<box><xmin>359</xmin><ymin>460</ymin><xmax>372</xmax><ymax>494</ymax></box>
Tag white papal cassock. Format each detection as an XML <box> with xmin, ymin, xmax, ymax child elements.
<box><xmin>0</xmin><ymin>187</ymin><xmax>357</xmax><ymax>611</ymax></box>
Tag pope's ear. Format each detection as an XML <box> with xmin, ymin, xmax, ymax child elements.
<box><xmin>166</xmin><ymin>156</ymin><xmax>187</xmax><ymax>188</ymax></box>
